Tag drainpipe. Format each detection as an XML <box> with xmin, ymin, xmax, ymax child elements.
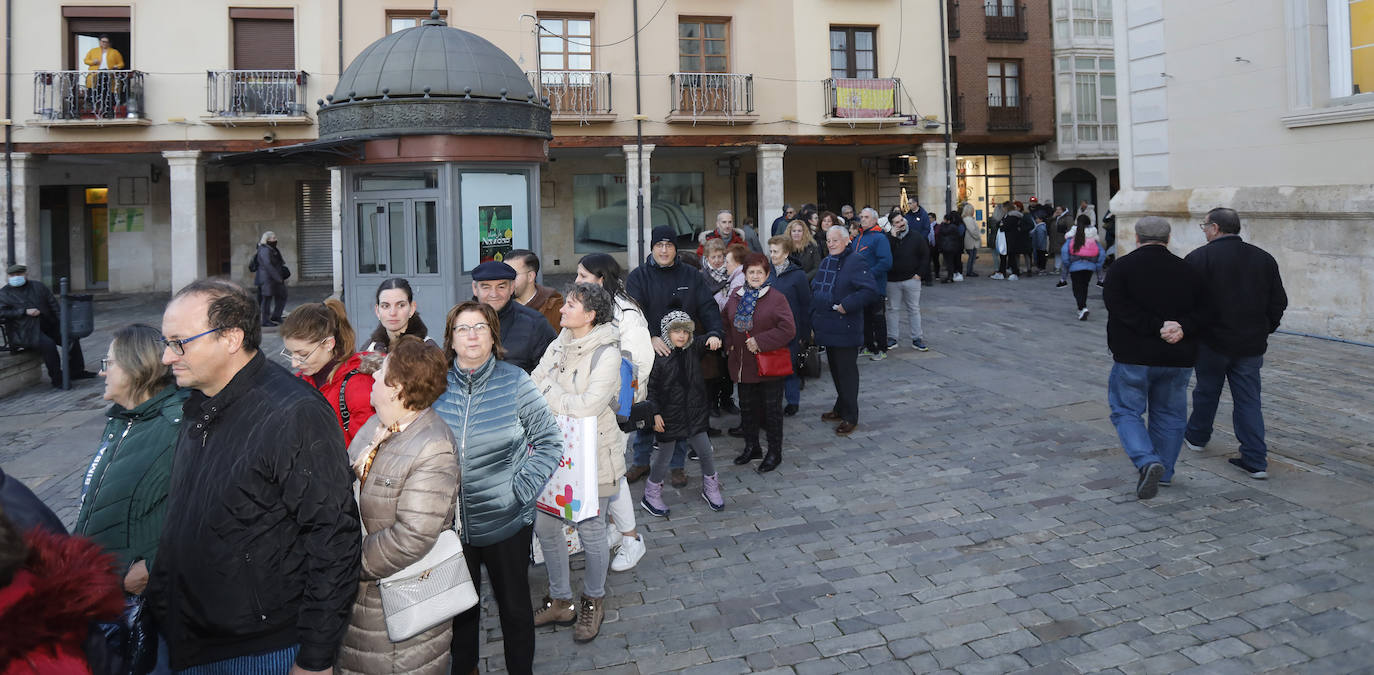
<box><xmin>632</xmin><ymin>0</ymin><xmax>645</xmax><ymax>267</ymax></box>
<box><xmin>938</xmin><ymin>0</ymin><xmax>954</xmax><ymax>215</ymax></box>
<box><xmin>5</xmin><ymin>0</ymin><xmax>14</xmax><ymax>266</ymax></box>
<box><xmin>337</xmin><ymin>0</ymin><xmax>344</xmax><ymax>76</ymax></box>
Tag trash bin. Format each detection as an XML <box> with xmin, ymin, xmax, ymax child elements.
<box><xmin>66</xmin><ymin>294</ymin><xmax>95</xmax><ymax>339</ymax></box>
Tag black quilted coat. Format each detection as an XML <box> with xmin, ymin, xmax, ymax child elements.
<box><xmin>646</xmin><ymin>336</ymin><xmax>712</xmax><ymax>441</ymax></box>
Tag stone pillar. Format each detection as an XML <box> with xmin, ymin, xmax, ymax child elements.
<box><xmin>329</xmin><ymin>167</ymin><xmax>344</xmax><ymax>297</ymax></box>
<box><xmin>755</xmin><ymin>144</ymin><xmax>786</xmax><ymax>233</ymax></box>
<box><xmin>915</xmin><ymin>141</ymin><xmax>958</xmax><ymax>216</ymax></box>
<box><xmin>2</xmin><ymin>153</ymin><xmax>41</xmax><ymax>270</ymax></box>
<box><xmin>163</xmin><ymin>151</ymin><xmax>206</xmax><ymax>294</ymax></box>
<box><xmin>623</xmin><ymin>143</ymin><xmax>654</xmax><ymax>269</ymax></box>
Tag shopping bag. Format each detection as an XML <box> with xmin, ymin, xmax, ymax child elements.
<box><xmin>535</xmin><ymin>415</ymin><xmax>600</xmax><ymax>522</ymax></box>
<box><xmin>530</xmin><ymin>522</ymin><xmax>584</xmax><ymax>565</ymax></box>
<box><xmin>995</xmin><ymin>229</ymin><xmax>1008</xmax><ymax>255</ymax></box>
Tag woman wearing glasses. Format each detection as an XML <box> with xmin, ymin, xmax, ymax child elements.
<box><xmin>279</xmin><ymin>298</ymin><xmax>375</xmax><ymax>445</ymax></box>
<box><xmin>74</xmin><ymin>323</ymin><xmax>187</xmax><ymax>667</ymax></box>
<box><xmin>434</xmin><ymin>301</ymin><xmax>562</xmax><ymax>675</ymax></box>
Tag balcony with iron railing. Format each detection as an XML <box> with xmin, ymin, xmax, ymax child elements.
<box><xmin>205</xmin><ymin>70</ymin><xmax>311</xmax><ymax>125</ymax></box>
<box><xmin>32</xmin><ymin>70</ymin><xmax>149</xmax><ymax>126</ymax></box>
<box><xmin>527</xmin><ymin>70</ymin><xmax>614</xmax><ymax>123</ymax></box>
<box><xmin>984</xmin><ymin>3</ymin><xmax>1028</xmax><ymax>41</ymax></box>
<box><xmin>987</xmin><ymin>94</ymin><xmax>1032</xmax><ymax>131</ymax></box>
<box><xmin>667</xmin><ymin>72</ymin><xmax>757</xmax><ymax>124</ymax></box>
<box><xmin>948</xmin><ymin>0</ymin><xmax>960</xmax><ymax>38</ymax></box>
<box><xmin>822</xmin><ymin>77</ymin><xmax>904</xmax><ymax>126</ymax></box>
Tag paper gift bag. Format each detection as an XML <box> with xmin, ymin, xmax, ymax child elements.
<box><xmin>536</xmin><ymin>415</ymin><xmax>600</xmax><ymax>522</ymax></box>
<box><xmin>530</xmin><ymin>523</ymin><xmax>584</xmax><ymax>565</ymax></box>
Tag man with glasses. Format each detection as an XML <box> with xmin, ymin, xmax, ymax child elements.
<box><xmin>147</xmin><ymin>279</ymin><xmax>360</xmax><ymax>674</ymax></box>
<box><xmin>471</xmin><ymin>260</ymin><xmax>556</xmax><ymax>373</ymax></box>
<box><xmin>1183</xmin><ymin>208</ymin><xmax>1288</xmax><ymax>480</ymax></box>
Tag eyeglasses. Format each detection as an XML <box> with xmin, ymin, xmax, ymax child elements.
<box><xmin>451</xmin><ymin>323</ymin><xmax>490</xmax><ymax>335</ymax></box>
<box><xmin>1199</xmin><ymin>221</ymin><xmax>1214</xmax><ymax>229</ymax></box>
<box><xmin>157</xmin><ymin>327</ymin><xmax>224</xmax><ymax>356</ymax></box>
<box><xmin>279</xmin><ymin>339</ymin><xmax>328</xmax><ymax>364</ymax></box>
<box><xmin>99</xmin><ymin>358</ymin><xmax>113</xmax><ymax>372</ymax></box>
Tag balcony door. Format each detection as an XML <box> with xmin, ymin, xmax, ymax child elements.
<box><xmin>829</xmin><ymin>27</ymin><xmax>877</xmax><ymax>79</ymax></box>
<box><xmin>537</xmin><ymin>14</ymin><xmax>596</xmax><ymax>114</ymax></box>
<box><xmin>678</xmin><ymin>19</ymin><xmax>730</xmax><ymax>112</ymax></box>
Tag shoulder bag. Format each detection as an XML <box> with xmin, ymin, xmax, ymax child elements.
<box><xmin>750</xmin><ymin>332</ymin><xmax>794</xmax><ymax>377</ymax></box>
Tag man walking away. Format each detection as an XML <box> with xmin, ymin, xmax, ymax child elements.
<box><xmin>851</xmin><ymin>208</ymin><xmax>892</xmax><ymax>360</ymax></box>
<box><xmin>148</xmin><ymin>279</ymin><xmax>360</xmax><ymax>674</ymax></box>
<box><xmin>884</xmin><ymin>211</ymin><xmax>930</xmax><ymax>352</ymax></box>
<box><xmin>254</xmin><ymin>231</ymin><xmax>288</xmax><ymax>326</ymax></box>
<box><xmin>1103</xmin><ymin>217</ymin><xmax>1205</xmax><ymax>499</ymax></box>
<box><xmin>1183</xmin><ymin>208</ymin><xmax>1287</xmax><ymax>479</ymax></box>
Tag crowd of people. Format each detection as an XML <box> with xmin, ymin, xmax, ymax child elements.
<box><xmin>0</xmin><ymin>194</ymin><xmax>1288</xmax><ymax>674</ymax></box>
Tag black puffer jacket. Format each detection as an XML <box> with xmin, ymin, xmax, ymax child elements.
<box><xmin>645</xmin><ymin>336</ymin><xmax>712</xmax><ymax>441</ymax></box>
<box><xmin>148</xmin><ymin>351</ymin><xmax>361</xmax><ymax>672</ymax></box>
<box><xmin>626</xmin><ymin>256</ymin><xmax>724</xmax><ymax>340</ymax></box>
<box><xmin>0</xmin><ymin>279</ymin><xmax>60</xmax><ymax>347</ymax></box>
<box><xmin>495</xmin><ymin>298</ymin><xmax>557</xmax><ymax>373</ymax></box>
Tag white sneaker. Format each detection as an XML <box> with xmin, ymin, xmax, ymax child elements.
<box><xmin>609</xmin><ymin>533</ymin><xmax>646</xmax><ymax>572</ymax></box>
<box><xmin>1184</xmin><ymin>439</ymin><xmax>1205</xmax><ymax>452</ymax></box>
<box><xmin>953</xmin><ymin>273</ymin><xmax>964</xmax><ymax>282</ymax></box>
<box><xmin>991</xmin><ymin>272</ymin><xmax>1005</xmax><ymax>280</ymax></box>
<box><xmin>1008</xmin><ymin>274</ymin><xmax>1019</xmax><ymax>281</ymax></box>
<box><xmin>1077</xmin><ymin>308</ymin><xmax>1089</xmax><ymax>321</ymax></box>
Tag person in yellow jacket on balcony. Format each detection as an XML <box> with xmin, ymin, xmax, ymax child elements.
<box><xmin>83</xmin><ymin>35</ymin><xmax>125</xmax><ymax>117</ymax></box>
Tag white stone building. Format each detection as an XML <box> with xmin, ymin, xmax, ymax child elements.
<box><xmin>1110</xmin><ymin>0</ymin><xmax>1374</xmax><ymax>341</ymax></box>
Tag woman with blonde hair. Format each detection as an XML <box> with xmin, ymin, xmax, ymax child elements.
<box><xmin>279</xmin><ymin>298</ymin><xmax>375</xmax><ymax>445</ymax></box>
<box><xmin>961</xmin><ymin>202</ymin><xmax>982</xmax><ymax>278</ymax></box>
<box><xmin>785</xmin><ymin>219</ymin><xmax>823</xmax><ymax>281</ymax></box>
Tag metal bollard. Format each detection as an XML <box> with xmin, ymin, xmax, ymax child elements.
<box><xmin>60</xmin><ymin>277</ymin><xmax>70</xmax><ymax>391</ymax></box>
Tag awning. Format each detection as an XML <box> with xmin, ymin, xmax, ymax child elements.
<box><xmin>211</xmin><ymin>135</ymin><xmax>376</xmax><ymax>166</ymax></box>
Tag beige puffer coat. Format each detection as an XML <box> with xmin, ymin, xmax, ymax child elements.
<box><xmin>530</xmin><ymin>321</ymin><xmax>627</xmax><ymax>498</ymax></box>
<box><xmin>337</xmin><ymin>408</ymin><xmax>459</xmax><ymax>675</ymax></box>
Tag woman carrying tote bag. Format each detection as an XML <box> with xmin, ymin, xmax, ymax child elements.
<box><xmin>338</xmin><ymin>336</ymin><xmax>460</xmax><ymax>675</ymax></box>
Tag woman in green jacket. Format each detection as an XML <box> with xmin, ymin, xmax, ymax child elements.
<box><xmin>74</xmin><ymin>323</ymin><xmax>187</xmax><ymax>596</ymax></box>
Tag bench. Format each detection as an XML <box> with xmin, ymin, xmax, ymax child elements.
<box><xmin>0</xmin><ymin>349</ymin><xmax>43</xmax><ymax>397</ymax></box>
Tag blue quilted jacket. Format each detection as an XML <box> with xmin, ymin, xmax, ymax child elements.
<box><xmin>433</xmin><ymin>356</ymin><xmax>563</xmax><ymax>547</ymax></box>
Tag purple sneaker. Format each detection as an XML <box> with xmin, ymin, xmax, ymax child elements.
<box><xmin>701</xmin><ymin>473</ymin><xmax>724</xmax><ymax>511</ymax></box>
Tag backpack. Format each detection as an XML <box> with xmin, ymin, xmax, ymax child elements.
<box><xmin>248</xmin><ymin>253</ymin><xmax>259</xmax><ymax>274</ymax></box>
<box><xmin>592</xmin><ymin>345</ymin><xmax>643</xmax><ymax>431</ymax></box>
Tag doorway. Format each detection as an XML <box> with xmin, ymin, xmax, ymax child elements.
<box><xmin>84</xmin><ymin>187</ymin><xmax>109</xmax><ymax>287</ymax></box>
<box><xmin>39</xmin><ymin>187</ymin><xmax>71</xmax><ymax>287</ymax></box>
<box><xmin>816</xmin><ymin>171</ymin><xmax>854</xmax><ymax>215</ymax></box>
<box><xmin>206</xmin><ymin>182</ymin><xmax>231</xmax><ymax>276</ymax></box>
<box><xmin>1052</xmin><ymin>168</ymin><xmax>1097</xmax><ymax>214</ymax></box>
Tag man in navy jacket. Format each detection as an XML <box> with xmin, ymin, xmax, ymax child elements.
<box><xmin>849</xmin><ymin>208</ymin><xmax>892</xmax><ymax>360</ymax></box>
<box><xmin>812</xmin><ymin>225</ymin><xmax>877</xmax><ymax>436</ymax></box>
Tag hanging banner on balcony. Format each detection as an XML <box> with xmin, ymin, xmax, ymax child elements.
<box><xmin>835</xmin><ymin>78</ymin><xmax>894</xmax><ymax>119</ymax></box>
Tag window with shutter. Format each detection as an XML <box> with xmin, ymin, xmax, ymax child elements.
<box><xmin>296</xmin><ymin>180</ymin><xmax>333</xmax><ymax>280</ymax></box>
<box><xmin>232</xmin><ymin>11</ymin><xmax>295</xmax><ymax>70</ymax></box>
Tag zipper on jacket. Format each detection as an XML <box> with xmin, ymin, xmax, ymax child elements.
<box><xmin>83</xmin><ymin>420</ymin><xmax>134</xmax><ymax>513</ymax></box>
<box><xmin>458</xmin><ymin>370</ymin><xmax>475</xmax><ymax>537</ymax></box>
<box><xmin>243</xmin><ymin>552</ymin><xmax>267</xmax><ymax>621</ymax></box>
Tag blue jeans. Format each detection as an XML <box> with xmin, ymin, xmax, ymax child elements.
<box><xmin>783</xmin><ymin>338</ymin><xmax>801</xmax><ymax>406</ymax></box>
<box><xmin>1108</xmin><ymin>363</ymin><xmax>1192</xmax><ymax>481</ymax></box>
<box><xmin>1186</xmin><ymin>343</ymin><xmax>1267</xmax><ymax>470</ymax></box>
<box><xmin>631</xmin><ymin>429</ymin><xmax>684</xmax><ymax>469</ymax></box>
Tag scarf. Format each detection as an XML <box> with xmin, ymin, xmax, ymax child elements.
<box><xmin>733</xmin><ymin>283</ymin><xmax>767</xmax><ymax>333</ymax></box>
<box><xmin>773</xmin><ymin>259</ymin><xmax>791</xmax><ymax>276</ymax></box>
<box><xmin>705</xmin><ymin>260</ymin><xmax>729</xmax><ymax>285</ymax></box>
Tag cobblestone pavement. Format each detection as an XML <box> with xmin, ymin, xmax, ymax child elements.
<box><xmin>4</xmin><ymin>269</ymin><xmax>1373</xmax><ymax>674</ymax></box>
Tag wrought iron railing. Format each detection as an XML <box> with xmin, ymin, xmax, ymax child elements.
<box><xmin>528</xmin><ymin>70</ymin><xmax>612</xmax><ymax>117</ymax></box>
<box><xmin>669</xmin><ymin>72</ymin><xmax>754</xmax><ymax>118</ymax></box>
<box><xmin>987</xmin><ymin>94</ymin><xmax>1032</xmax><ymax>131</ymax></box>
<box><xmin>948</xmin><ymin>0</ymin><xmax>960</xmax><ymax>38</ymax></box>
<box><xmin>984</xmin><ymin>2</ymin><xmax>1028</xmax><ymax>41</ymax></box>
<box><xmin>824</xmin><ymin>78</ymin><xmax>903</xmax><ymax>119</ymax></box>
<box><xmin>207</xmin><ymin>70</ymin><xmax>308</xmax><ymax>117</ymax></box>
<box><xmin>33</xmin><ymin>70</ymin><xmax>146</xmax><ymax>121</ymax></box>
<box><xmin>952</xmin><ymin>93</ymin><xmax>965</xmax><ymax>132</ymax></box>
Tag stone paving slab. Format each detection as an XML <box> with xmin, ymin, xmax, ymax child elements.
<box><xmin>4</xmin><ymin>268</ymin><xmax>1374</xmax><ymax>673</ymax></box>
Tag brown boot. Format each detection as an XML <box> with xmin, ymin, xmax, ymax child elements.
<box><xmin>573</xmin><ymin>594</ymin><xmax>605</xmax><ymax>642</ymax></box>
<box><xmin>533</xmin><ymin>595</ymin><xmax>576</xmax><ymax>627</ymax></box>
<box><xmin>670</xmin><ymin>467</ymin><xmax>689</xmax><ymax>488</ymax></box>
<box><xmin>625</xmin><ymin>464</ymin><xmax>650</xmax><ymax>483</ymax></box>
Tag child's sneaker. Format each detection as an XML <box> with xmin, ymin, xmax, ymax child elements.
<box><xmin>641</xmin><ymin>480</ymin><xmax>669</xmax><ymax>517</ymax></box>
<box><xmin>610</xmin><ymin>533</ymin><xmax>646</xmax><ymax>572</ymax></box>
<box><xmin>702</xmin><ymin>473</ymin><xmax>724</xmax><ymax>511</ymax></box>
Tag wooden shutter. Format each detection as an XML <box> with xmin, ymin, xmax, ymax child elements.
<box><xmin>296</xmin><ymin>180</ymin><xmax>333</xmax><ymax>280</ymax></box>
<box><xmin>233</xmin><ymin>18</ymin><xmax>295</xmax><ymax>70</ymax></box>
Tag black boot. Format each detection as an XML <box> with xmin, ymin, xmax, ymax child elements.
<box><xmin>758</xmin><ymin>449</ymin><xmax>781</xmax><ymax>473</ymax></box>
<box><xmin>733</xmin><ymin>446</ymin><xmax>762</xmax><ymax>465</ymax></box>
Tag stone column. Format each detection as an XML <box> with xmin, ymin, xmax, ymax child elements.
<box><xmin>329</xmin><ymin>167</ymin><xmax>344</xmax><ymax>297</ymax></box>
<box><xmin>163</xmin><ymin>151</ymin><xmax>206</xmax><ymax>294</ymax></box>
<box><xmin>623</xmin><ymin>143</ymin><xmax>654</xmax><ymax>269</ymax></box>
<box><xmin>755</xmin><ymin>144</ymin><xmax>786</xmax><ymax>233</ymax></box>
<box><xmin>2</xmin><ymin>153</ymin><xmax>41</xmax><ymax>270</ymax></box>
<box><xmin>915</xmin><ymin>141</ymin><xmax>958</xmax><ymax>216</ymax></box>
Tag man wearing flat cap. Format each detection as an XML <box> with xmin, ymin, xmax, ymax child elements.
<box><xmin>471</xmin><ymin>260</ymin><xmax>557</xmax><ymax>373</ymax></box>
<box><xmin>0</xmin><ymin>263</ymin><xmax>96</xmax><ymax>387</ymax></box>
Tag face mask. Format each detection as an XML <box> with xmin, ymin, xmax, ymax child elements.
<box><xmin>7</xmin><ymin>276</ymin><xmax>24</xmax><ymax>287</ymax></box>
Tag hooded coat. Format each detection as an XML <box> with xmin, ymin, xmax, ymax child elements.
<box><xmin>530</xmin><ymin>322</ymin><xmax>627</xmax><ymax>497</ymax></box>
<box><xmin>645</xmin><ymin>335</ymin><xmax>712</xmax><ymax>441</ymax></box>
<box><xmin>337</xmin><ymin>409</ymin><xmax>460</xmax><ymax>675</ymax></box>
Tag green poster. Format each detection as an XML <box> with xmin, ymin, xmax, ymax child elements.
<box><xmin>478</xmin><ymin>205</ymin><xmax>513</xmax><ymax>263</ymax></box>
<box><xmin>109</xmin><ymin>208</ymin><xmax>144</xmax><ymax>232</ymax></box>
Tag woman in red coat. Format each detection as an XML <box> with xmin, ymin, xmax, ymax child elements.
<box><xmin>723</xmin><ymin>253</ymin><xmax>796</xmax><ymax>473</ymax></box>
<box><xmin>280</xmin><ymin>298</ymin><xmax>376</xmax><ymax>445</ymax></box>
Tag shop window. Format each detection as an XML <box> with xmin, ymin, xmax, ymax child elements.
<box><xmin>572</xmin><ymin>173</ymin><xmax>704</xmax><ymax>253</ymax></box>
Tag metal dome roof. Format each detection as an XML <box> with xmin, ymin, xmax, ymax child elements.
<box><xmin>330</xmin><ymin>15</ymin><xmax>536</xmax><ymax>102</ymax></box>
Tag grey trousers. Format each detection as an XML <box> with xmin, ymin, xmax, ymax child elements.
<box><xmin>649</xmin><ymin>432</ymin><xmax>717</xmax><ymax>482</ymax></box>
<box><xmin>535</xmin><ymin>496</ymin><xmax>612</xmax><ymax>599</ymax></box>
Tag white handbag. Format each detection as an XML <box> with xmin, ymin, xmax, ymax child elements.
<box><xmin>377</xmin><ymin>528</ymin><xmax>479</xmax><ymax>642</ymax></box>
